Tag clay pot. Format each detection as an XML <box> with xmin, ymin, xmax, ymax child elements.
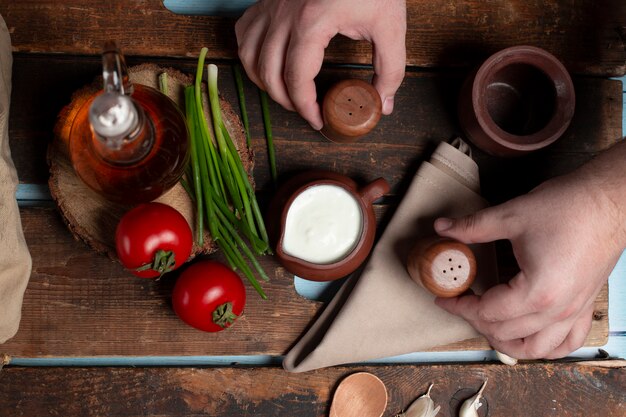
<box><xmin>458</xmin><ymin>46</ymin><xmax>575</xmax><ymax>157</ymax></box>
<box><xmin>321</xmin><ymin>79</ymin><xmax>382</xmax><ymax>143</ymax></box>
<box><xmin>269</xmin><ymin>170</ymin><xmax>390</xmax><ymax>281</ymax></box>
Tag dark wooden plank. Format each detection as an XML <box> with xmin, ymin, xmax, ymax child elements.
<box><xmin>9</xmin><ymin>54</ymin><xmax>623</xmax><ymax>203</ymax></box>
<box><xmin>0</xmin><ymin>205</ymin><xmax>607</xmax><ymax>357</ymax></box>
<box><xmin>1</xmin><ymin>0</ymin><xmax>624</xmax><ymax>76</ymax></box>
<box><xmin>0</xmin><ymin>362</ymin><xmax>624</xmax><ymax>416</ymax></box>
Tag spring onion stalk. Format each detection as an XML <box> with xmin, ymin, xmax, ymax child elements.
<box><xmin>158</xmin><ymin>73</ymin><xmax>168</xmax><ymax>95</ymax></box>
<box><xmin>233</xmin><ymin>64</ymin><xmax>252</xmax><ymax>148</ymax></box>
<box><xmin>195</xmin><ymin>48</ymin><xmax>226</xmax><ymax>199</ymax></box>
<box><xmin>220</xmin><ymin>123</ymin><xmax>270</xmax><ymax>249</ymax></box>
<box><xmin>183</xmin><ymin>53</ymin><xmax>271</xmax><ymax>299</ymax></box>
<box><xmin>184</xmin><ymin>87</ymin><xmax>203</xmax><ymax>247</ymax></box>
<box><xmin>259</xmin><ymin>90</ymin><xmax>277</xmax><ymax>186</ymax></box>
<box><xmin>207</xmin><ymin>64</ymin><xmax>257</xmax><ymax>236</ymax></box>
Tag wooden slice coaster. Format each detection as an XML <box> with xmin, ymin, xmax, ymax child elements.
<box><xmin>48</xmin><ymin>63</ymin><xmax>254</xmax><ymax>260</ymax></box>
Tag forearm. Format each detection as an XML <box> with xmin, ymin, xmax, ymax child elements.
<box><xmin>576</xmin><ymin>138</ymin><xmax>626</xmax><ymax>248</ymax></box>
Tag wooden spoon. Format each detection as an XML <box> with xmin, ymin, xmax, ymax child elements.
<box><xmin>329</xmin><ymin>372</ymin><xmax>388</xmax><ymax>417</ymax></box>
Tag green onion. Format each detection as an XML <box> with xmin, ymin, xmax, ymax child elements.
<box><xmin>158</xmin><ymin>73</ymin><xmax>168</xmax><ymax>95</ymax></box>
<box><xmin>194</xmin><ymin>49</ymin><xmax>226</xmax><ymax>200</ymax></box>
<box><xmin>259</xmin><ymin>90</ymin><xmax>277</xmax><ymax>186</ymax></box>
<box><xmin>233</xmin><ymin>64</ymin><xmax>252</xmax><ymax>148</ymax></box>
<box><xmin>184</xmin><ymin>87</ymin><xmax>203</xmax><ymax>247</ymax></box>
<box><xmin>208</xmin><ymin>64</ymin><xmax>256</xmax><ymax>235</ymax></box>
<box><xmin>183</xmin><ymin>51</ymin><xmax>271</xmax><ymax>299</ymax></box>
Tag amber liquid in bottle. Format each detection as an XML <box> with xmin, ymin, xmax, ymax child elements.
<box><xmin>69</xmin><ymin>84</ymin><xmax>189</xmax><ymax>204</ymax></box>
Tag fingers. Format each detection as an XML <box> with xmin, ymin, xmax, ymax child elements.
<box><xmin>235</xmin><ymin>1</ymin><xmax>408</xmax><ymax>127</ymax></box>
<box><xmin>235</xmin><ymin>11</ymin><xmax>270</xmax><ymax>90</ymax></box>
<box><xmin>438</xmin><ymin>282</ymin><xmax>594</xmax><ymax>360</ymax></box>
<box><xmin>283</xmin><ymin>30</ymin><xmax>329</xmax><ymax>130</ymax></box>
<box><xmin>488</xmin><ymin>319</ymin><xmax>572</xmax><ymax>360</ymax></box>
<box><xmin>257</xmin><ymin>25</ymin><xmax>295</xmax><ymax>111</ymax></box>
<box><xmin>434</xmin><ymin>205</ymin><xmax>516</xmax><ymax>245</ymax></box>
<box><xmin>436</xmin><ymin>272</ymin><xmax>539</xmax><ymax>323</ymax></box>
<box><xmin>370</xmin><ymin>15</ymin><xmax>406</xmax><ymax>114</ymax></box>
<box><xmin>543</xmin><ymin>307</ymin><xmax>593</xmax><ymax>359</ymax></box>
<box><xmin>490</xmin><ymin>307</ymin><xmax>593</xmax><ymax>360</ymax></box>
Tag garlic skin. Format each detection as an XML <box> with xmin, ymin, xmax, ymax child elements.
<box><xmin>459</xmin><ymin>379</ymin><xmax>488</xmax><ymax>417</ymax></box>
<box><xmin>496</xmin><ymin>351</ymin><xmax>518</xmax><ymax>366</ymax></box>
<box><xmin>396</xmin><ymin>384</ymin><xmax>441</xmax><ymax>417</ymax></box>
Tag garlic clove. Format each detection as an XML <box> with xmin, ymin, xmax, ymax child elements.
<box><xmin>458</xmin><ymin>379</ymin><xmax>488</xmax><ymax>417</ymax></box>
<box><xmin>397</xmin><ymin>384</ymin><xmax>440</xmax><ymax>417</ymax></box>
<box><xmin>428</xmin><ymin>405</ymin><xmax>441</xmax><ymax>417</ymax></box>
<box><xmin>496</xmin><ymin>350</ymin><xmax>518</xmax><ymax>366</ymax></box>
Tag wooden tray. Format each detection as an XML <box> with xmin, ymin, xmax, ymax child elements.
<box><xmin>4</xmin><ymin>55</ymin><xmax>619</xmax><ymax>358</ymax></box>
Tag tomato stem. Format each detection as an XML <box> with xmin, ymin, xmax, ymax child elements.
<box><xmin>134</xmin><ymin>249</ymin><xmax>176</xmax><ymax>277</ymax></box>
<box><xmin>212</xmin><ymin>302</ymin><xmax>239</xmax><ymax>328</ymax></box>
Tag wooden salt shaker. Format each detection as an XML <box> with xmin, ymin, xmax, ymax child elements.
<box><xmin>406</xmin><ymin>236</ymin><xmax>477</xmax><ymax>298</ymax></box>
<box><xmin>321</xmin><ymin>79</ymin><xmax>382</xmax><ymax>143</ymax></box>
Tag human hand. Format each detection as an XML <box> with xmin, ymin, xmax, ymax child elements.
<box><xmin>433</xmin><ymin>159</ymin><xmax>626</xmax><ymax>359</ymax></box>
<box><xmin>235</xmin><ymin>0</ymin><xmax>407</xmax><ymax>130</ymax></box>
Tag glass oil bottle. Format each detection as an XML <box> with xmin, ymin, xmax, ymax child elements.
<box><xmin>69</xmin><ymin>41</ymin><xmax>189</xmax><ymax>204</ymax></box>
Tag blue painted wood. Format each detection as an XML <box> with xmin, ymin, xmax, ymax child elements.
<box><xmin>10</xmin><ymin>355</ymin><xmax>282</xmax><ymax>367</ymax></box>
<box><xmin>10</xmin><ymin>337</ymin><xmax>623</xmax><ymax>367</ymax></box>
<box><xmin>16</xmin><ymin>183</ymin><xmax>51</xmax><ymax>202</ymax></box>
<box><xmin>163</xmin><ymin>0</ymin><xmax>254</xmax><ymax>17</ymax></box>
<box><xmin>610</xmin><ymin>254</ymin><xmax>626</xmax><ymax>333</ymax></box>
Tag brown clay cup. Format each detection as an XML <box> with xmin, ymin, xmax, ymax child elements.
<box><xmin>458</xmin><ymin>45</ymin><xmax>575</xmax><ymax>157</ymax></box>
<box><xmin>269</xmin><ymin>170</ymin><xmax>390</xmax><ymax>281</ymax></box>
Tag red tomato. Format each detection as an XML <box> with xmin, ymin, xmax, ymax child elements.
<box><xmin>115</xmin><ymin>202</ymin><xmax>193</xmax><ymax>278</ymax></box>
<box><xmin>172</xmin><ymin>261</ymin><xmax>246</xmax><ymax>332</ymax></box>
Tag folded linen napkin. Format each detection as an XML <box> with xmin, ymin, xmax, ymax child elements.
<box><xmin>283</xmin><ymin>139</ymin><xmax>497</xmax><ymax>372</ymax></box>
<box><xmin>0</xmin><ymin>14</ymin><xmax>32</xmax><ymax>343</ymax></box>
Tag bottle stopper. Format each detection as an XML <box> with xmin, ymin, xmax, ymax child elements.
<box><xmin>321</xmin><ymin>79</ymin><xmax>382</xmax><ymax>143</ymax></box>
<box><xmin>406</xmin><ymin>236</ymin><xmax>477</xmax><ymax>298</ymax></box>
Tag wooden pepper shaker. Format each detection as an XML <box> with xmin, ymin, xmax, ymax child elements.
<box><xmin>321</xmin><ymin>79</ymin><xmax>382</xmax><ymax>143</ymax></box>
<box><xmin>406</xmin><ymin>236</ymin><xmax>477</xmax><ymax>298</ymax></box>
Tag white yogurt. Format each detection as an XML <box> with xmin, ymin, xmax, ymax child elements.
<box><xmin>282</xmin><ymin>184</ymin><xmax>363</xmax><ymax>264</ymax></box>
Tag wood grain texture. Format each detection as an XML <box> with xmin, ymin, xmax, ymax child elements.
<box><xmin>0</xmin><ymin>362</ymin><xmax>624</xmax><ymax>416</ymax></box>
<box><xmin>0</xmin><ymin>0</ymin><xmax>624</xmax><ymax>76</ymax></box>
<box><xmin>0</xmin><ymin>205</ymin><xmax>608</xmax><ymax>357</ymax></box>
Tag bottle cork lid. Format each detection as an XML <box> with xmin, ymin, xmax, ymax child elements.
<box><xmin>321</xmin><ymin>79</ymin><xmax>382</xmax><ymax>143</ymax></box>
<box><xmin>406</xmin><ymin>237</ymin><xmax>477</xmax><ymax>298</ymax></box>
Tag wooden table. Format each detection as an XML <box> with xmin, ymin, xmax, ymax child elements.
<box><xmin>1</xmin><ymin>1</ymin><xmax>625</xmax><ymax>415</ymax></box>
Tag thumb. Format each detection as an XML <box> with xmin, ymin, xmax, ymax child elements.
<box><xmin>370</xmin><ymin>22</ymin><xmax>406</xmax><ymax>115</ymax></box>
<box><xmin>434</xmin><ymin>206</ymin><xmax>512</xmax><ymax>244</ymax></box>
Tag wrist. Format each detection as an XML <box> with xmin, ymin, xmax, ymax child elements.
<box><xmin>578</xmin><ymin>139</ymin><xmax>626</xmax><ymax>248</ymax></box>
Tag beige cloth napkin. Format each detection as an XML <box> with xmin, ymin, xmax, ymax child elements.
<box><xmin>0</xmin><ymin>14</ymin><xmax>32</xmax><ymax>343</ymax></box>
<box><xmin>283</xmin><ymin>139</ymin><xmax>497</xmax><ymax>372</ymax></box>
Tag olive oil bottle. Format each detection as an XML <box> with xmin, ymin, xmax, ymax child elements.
<box><xmin>69</xmin><ymin>41</ymin><xmax>189</xmax><ymax>204</ymax></box>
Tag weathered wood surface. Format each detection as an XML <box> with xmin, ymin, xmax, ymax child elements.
<box><xmin>0</xmin><ymin>362</ymin><xmax>624</xmax><ymax>416</ymax></box>
<box><xmin>1</xmin><ymin>0</ymin><xmax>624</xmax><ymax>76</ymax></box>
<box><xmin>4</xmin><ymin>52</ymin><xmax>620</xmax><ymax>357</ymax></box>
